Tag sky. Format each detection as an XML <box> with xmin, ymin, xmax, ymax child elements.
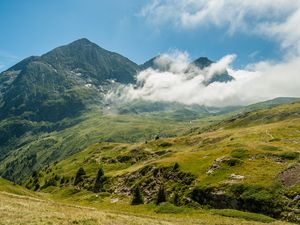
<box><xmin>1</xmin><ymin>0</ymin><xmax>300</xmax><ymax>106</ymax></box>
<box><xmin>0</xmin><ymin>0</ymin><xmax>282</xmax><ymax>72</ymax></box>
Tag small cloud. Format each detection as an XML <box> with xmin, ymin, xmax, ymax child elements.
<box><xmin>248</xmin><ymin>51</ymin><xmax>260</xmax><ymax>60</ymax></box>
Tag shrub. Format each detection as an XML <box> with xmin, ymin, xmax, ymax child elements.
<box><xmin>230</xmin><ymin>148</ymin><xmax>249</xmax><ymax>159</ymax></box>
<box><xmin>224</xmin><ymin>158</ymin><xmax>241</xmax><ymax>167</ymax></box>
<box><xmin>262</xmin><ymin>145</ymin><xmax>280</xmax><ymax>151</ymax></box>
<box><xmin>159</xmin><ymin>142</ymin><xmax>172</xmax><ymax>147</ymax></box>
<box><xmin>278</xmin><ymin>152</ymin><xmax>299</xmax><ymax>160</ymax></box>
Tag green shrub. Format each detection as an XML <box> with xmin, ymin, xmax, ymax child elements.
<box><xmin>159</xmin><ymin>142</ymin><xmax>172</xmax><ymax>147</ymax></box>
<box><xmin>224</xmin><ymin>158</ymin><xmax>241</xmax><ymax>167</ymax></box>
<box><xmin>278</xmin><ymin>152</ymin><xmax>299</xmax><ymax>160</ymax></box>
<box><xmin>262</xmin><ymin>145</ymin><xmax>280</xmax><ymax>151</ymax></box>
<box><xmin>230</xmin><ymin>148</ymin><xmax>249</xmax><ymax>159</ymax></box>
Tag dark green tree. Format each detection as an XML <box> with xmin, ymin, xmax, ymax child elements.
<box><xmin>156</xmin><ymin>186</ymin><xmax>167</xmax><ymax>205</ymax></box>
<box><xmin>172</xmin><ymin>162</ymin><xmax>180</xmax><ymax>171</ymax></box>
<box><xmin>173</xmin><ymin>192</ymin><xmax>180</xmax><ymax>206</ymax></box>
<box><xmin>131</xmin><ymin>186</ymin><xmax>144</xmax><ymax>205</ymax></box>
<box><xmin>94</xmin><ymin>168</ymin><xmax>105</xmax><ymax>192</ymax></box>
<box><xmin>74</xmin><ymin>167</ymin><xmax>86</xmax><ymax>185</ymax></box>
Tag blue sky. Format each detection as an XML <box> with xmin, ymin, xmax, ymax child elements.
<box><xmin>0</xmin><ymin>0</ymin><xmax>285</xmax><ymax>72</ymax></box>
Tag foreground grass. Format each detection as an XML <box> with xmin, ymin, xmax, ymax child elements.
<box><xmin>0</xmin><ymin>191</ymin><xmax>293</xmax><ymax>225</ymax></box>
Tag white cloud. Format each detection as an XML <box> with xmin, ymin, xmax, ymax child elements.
<box><xmin>106</xmin><ymin>1</ymin><xmax>300</xmax><ymax>107</ymax></box>
<box><xmin>106</xmin><ymin>52</ymin><xmax>300</xmax><ymax>107</ymax></box>
<box><xmin>141</xmin><ymin>0</ymin><xmax>300</xmax><ymax>53</ymax></box>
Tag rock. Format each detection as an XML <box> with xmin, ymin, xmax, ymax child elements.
<box><xmin>293</xmin><ymin>195</ymin><xmax>300</xmax><ymax>201</ymax></box>
<box><xmin>111</xmin><ymin>198</ymin><xmax>119</xmax><ymax>203</ymax></box>
<box><xmin>230</xmin><ymin>174</ymin><xmax>245</xmax><ymax>180</ymax></box>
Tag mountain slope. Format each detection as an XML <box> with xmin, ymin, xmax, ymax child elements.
<box><xmin>0</xmin><ymin>38</ymin><xmax>140</xmax><ymax>121</ymax></box>
<box><xmin>27</xmin><ymin>100</ymin><xmax>300</xmax><ymax>223</ymax></box>
<box><xmin>0</xmin><ymin>38</ymin><xmax>143</xmax><ymax>178</ymax></box>
<box><xmin>1</xmin><ymin>179</ymin><xmax>287</xmax><ymax>225</ymax></box>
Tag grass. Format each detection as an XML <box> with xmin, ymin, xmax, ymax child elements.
<box><xmin>211</xmin><ymin>209</ymin><xmax>276</xmax><ymax>223</ymax></box>
<box><xmin>0</xmin><ymin>178</ymin><xmax>37</xmax><ymax>197</ymax></box>
<box><xmin>0</xmin><ymin>191</ymin><xmax>293</xmax><ymax>225</ymax></box>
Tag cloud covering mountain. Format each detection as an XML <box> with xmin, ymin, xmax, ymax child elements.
<box><xmin>106</xmin><ymin>0</ymin><xmax>300</xmax><ymax>107</ymax></box>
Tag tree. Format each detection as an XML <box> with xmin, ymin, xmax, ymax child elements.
<box><xmin>131</xmin><ymin>186</ymin><xmax>144</xmax><ymax>205</ymax></box>
<box><xmin>173</xmin><ymin>192</ymin><xmax>180</xmax><ymax>206</ymax></box>
<box><xmin>172</xmin><ymin>162</ymin><xmax>180</xmax><ymax>171</ymax></box>
<box><xmin>74</xmin><ymin>167</ymin><xmax>85</xmax><ymax>185</ymax></box>
<box><xmin>94</xmin><ymin>168</ymin><xmax>105</xmax><ymax>192</ymax></box>
<box><xmin>156</xmin><ymin>185</ymin><xmax>167</xmax><ymax>205</ymax></box>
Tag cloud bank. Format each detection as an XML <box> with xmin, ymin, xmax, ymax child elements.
<box><xmin>106</xmin><ymin>52</ymin><xmax>300</xmax><ymax>107</ymax></box>
<box><xmin>106</xmin><ymin>0</ymin><xmax>300</xmax><ymax>107</ymax></box>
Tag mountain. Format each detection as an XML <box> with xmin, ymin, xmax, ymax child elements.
<box><xmin>0</xmin><ymin>38</ymin><xmax>140</xmax><ymax>122</ymax></box>
<box><xmin>140</xmin><ymin>55</ymin><xmax>234</xmax><ymax>85</ymax></box>
<box><xmin>192</xmin><ymin>57</ymin><xmax>234</xmax><ymax>84</ymax></box>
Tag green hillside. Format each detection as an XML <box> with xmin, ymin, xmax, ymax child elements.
<box><xmin>0</xmin><ymin>176</ymin><xmax>290</xmax><ymax>224</ymax></box>
<box><xmin>24</xmin><ymin>101</ymin><xmax>300</xmax><ymax>223</ymax></box>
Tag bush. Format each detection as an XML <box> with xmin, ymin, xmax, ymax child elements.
<box><xmin>262</xmin><ymin>145</ymin><xmax>280</xmax><ymax>151</ymax></box>
<box><xmin>230</xmin><ymin>148</ymin><xmax>249</xmax><ymax>159</ymax></box>
<box><xmin>224</xmin><ymin>158</ymin><xmax>241</xmax><ymax>167</ymax></box>
<box><xmin>159</xmin><ymin>142</ymin><xmax>172</xmax><ymax>147</ymax></box>
<box><xmin>278</xmin><ymin>152</ymin><xmax>299</xmax><ymax>160</ymax></box>
<box><xmin>131</xmin><ymin>186</ymin><xmax>144</xmax><ymax>205</ymax></box>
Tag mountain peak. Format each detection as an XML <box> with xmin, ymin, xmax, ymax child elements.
<box><xmin>69</xmin><ymin>38</ymin><xmax>95</xmax><ymax>47</ymax></box>
<box><xmin>193</xmin><ymin>57</ymin><xmax>213</xmax><ymax>69</ymax></box>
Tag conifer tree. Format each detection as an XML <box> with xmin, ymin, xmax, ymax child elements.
<box><xmin>74</xmin><ymin>167</ymin><xmax>85</xmax><ymax>185</ymax></box>
<box><xmin>131</xmin><ymin>186</ymin><xmax>144</xmax><ymax>205</ymax></box>
<box><xmin>156</xmin><ymin>185</ymin><xmax>167</xmax><ymax>205</ymax></box>
<box><xmin>94</xmin><ymin>168</ymin><xmax>105</xmax><ymax>192</ymax></box>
